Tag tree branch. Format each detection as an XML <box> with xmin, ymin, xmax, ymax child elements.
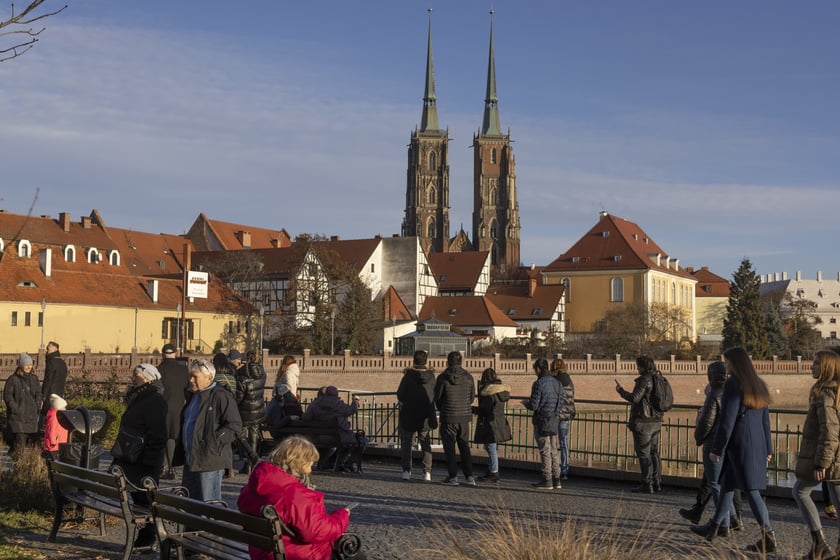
<box><xmin>1</xmin><ymin>1</ymin><xmax>67</xmax><ymax>61</ymax></box>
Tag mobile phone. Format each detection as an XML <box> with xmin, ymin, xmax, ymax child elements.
<box><xmin>614</xmin><ymin>378</ymin><xmax>620</xmax><ymax>384</ymax></box>
<box><xmin>345</xmin><ymin>502</ymin><xmax>359</xmax><ymax>511</ymax></box>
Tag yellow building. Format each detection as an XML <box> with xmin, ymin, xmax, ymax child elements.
<box><xmin>0</xmin><ymin>210</ymin><xmax>254</xmax><ymax>354</ymax></box>
<box><xmin>542</xmin><ymin>211</ymin><xmax>696</xmax><ymax>340</ymax></box>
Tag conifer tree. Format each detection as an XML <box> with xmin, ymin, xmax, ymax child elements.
<box><xmin>764</xmin><ymin>304</ymin><xmax>789</xmax><ymax>358</ymax></box>
<box><xmin>721</xmin><ymin>257</ymin><xmax>770</xmax><ymax>358</ymax></box>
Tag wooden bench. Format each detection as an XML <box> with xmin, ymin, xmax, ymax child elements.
<box><xmin>46</xmin><ymin>459</ymin><xmax>154</xmax><ymax>560</ymax></box>
<box><xmin>148</xmin><ymin>487</ymin><xmax>287</xmax><ymax>560</ymax></box>
<box><xmin>260</xmin><ymin>418</ymin><xmax>365</xmax><ymax>472</ymax></box>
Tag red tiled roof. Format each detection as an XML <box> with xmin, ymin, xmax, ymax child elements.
<box><xmin>543</xmin><ymin>212</ymin><xmax>693</xmax><ymax>279</ymax></box>
<box><xmin>427</xmin><ymin>252</ymin><xmax>489</xmax><ymax>291</ymax></box>
<box><xmin>486</xmin><ymin>284</ymin><xmax>565</xmax><ymax>320</ymax></box>
<box><xmin>0</xmin><ymin>210</ymin><xmax>117</xmax><ymax>253</ymax></box>
<box><xmin>418</xmin><ymin>296</ymin><xmax>518</xmax><ymax>327</ymax></box>
<box><xmin>316</xmin><ymin>238</ymin><xmax>381</xmax><ymax>274</ymax></box>
<box><xmin>381</xmin><ymin>285</ymin><xmax>413</xmax><ymax>322</ymax></box>
<box><xmin>192</xmin><ymin>246</ymin><xmax>311</xmax><ymax>277</ymax></box>
<box><xmin>188</xmin><ymin>213</ymin><xmax>292</xmax><ymax>251</ymax></box>
<box><xmin>688</xmin><ymin>266</ymin><xmax>731</xmax><ymax>297</ymax></box>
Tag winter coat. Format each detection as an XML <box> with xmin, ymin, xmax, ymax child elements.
<box><xmin>159</xmin><ymin>357</ymin><xmax>190</xmax><ymax>440</ymax></box>
<box><xmin>618</xmin><ymin>373</ymin><xmax>663</xmax><ymax>427</ymax></box>
<box><xmin>236</xmin><ymin>362</ymin><xmax>268</xmax><ymax>425</ymax></box>
<box><xmin>4</xmin><ymin>369</ymin><xmax>42</xmax><ymax>433</ymax></box>
<box><xmin>795</xmin><ymin>380</ymin><xmax>840</xmax><ymax>482</ymax></box>
<box><xmin>473</xmin><ymin>382</ymin><xmax>512</xmax><ymax>444</ymax></box>
<box><xmin>434</xmin><ymin>366</ymin><xmax>475</xmax><ymax>424</ymax></box>
<box><xmin>41</xmin><ymin>351</ymin><xmax>68</xmax><ymax>403</ymax></box>
<box><xmin>174</xmin><ymin>384</ymin><xmax>242</xmax><ymax>472</ymax></box>
<box><xmin>711</xmin><ymin>376</ymin><xmax>772</xmax><ymax>492</ymax></box>
<box><xmin>302</xmin><ymin>395</ymin><xmax>358</xmax><ymax>446</ymax></box>
<box><xmin>266</xmin><ymin>386</ymin><xmax>304</xmax><ymax>439</ymax></box>
<box><xmin>694</xmin><ymin>369</ymin><xmax>727</xmax><ymax>450</ymax></box>
<box><xmin>43</xmin><ymin>407</ymin><xmax>69</xmax><ymax>452</ymax></box>
<box><xmin>237</xmin><ymin>461</ymin><xmax>349</xmax><ymax>560</ymax></box>
<box><xmin>555</xmin><ymin>371</ymin><xmax>576</xmax><ymax>422</ymax></box>
<box><xmin>279</xmin><ymin>363</ymin><xmax>300</xmax><ymax>397</ymax></box>
<box><xmin>524</xmin><ymin>374</ymin><xmax>563</xmax><ymax>436</ymax></box>
<box><xmin>397</xmin><ymin>366</ymin><xmax>437</xmax><ymax>432</ymax></box>
<box><xmin>113</xmin><ymin>381</ymin><xmax>168</xmax><ymax>485</ymax></box>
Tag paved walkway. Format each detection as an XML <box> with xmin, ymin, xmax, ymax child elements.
<box><xmin>17</xmin><ymin>455</ymin><xmax>833</xmax><ymax>559</ymax></box>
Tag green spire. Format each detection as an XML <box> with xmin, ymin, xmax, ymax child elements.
<box><xmin>420</xmin><ymin>10</ymin><xmax>439</xmax><ymax>132</ymax></box>
<box><xmin>481</xmin><ymin>11</ymin><xmax>501</xmax><ymax>136</ymax></box>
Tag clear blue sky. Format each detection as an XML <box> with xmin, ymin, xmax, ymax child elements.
<box><xmin>1</xmin><ymin>1</ymin><xmax>839</xmax><ymax>281</ymax></box>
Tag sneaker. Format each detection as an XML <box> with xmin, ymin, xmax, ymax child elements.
<box><xmin>465</xmin><ymin>476</ymin><xmax>476</xmax><ymax>486</ymax></box>
<box><xmin>826</xmin><ymin>504</ymin><xmax>838</xmax><ymax>520</ymax></box>
<box><xmin>561</xmin><ymin>473</ymin><xmax>569</xmax><ymax>481</ymax></box>
<box><xmin>479</xmin><ymin>472</ymin><xmax>500</xmax><ymax>483</ymax></box>
<box><xmin>552</xmin><ymin>478</ymin><xmax>562</xmax><ymax>489</ymax></box>
<box><xmin>423</xmin><ymin>471</ymin><xmax>432</xmax><ymax>482</ymax></box>
<box><xmin>401</xmin><ymin>470</ymin><xmax>411</xmax><ymax>481</ymax></box>
<box><xmin>531</xmin><ymin>479</ymin><xmax>554</xmax><ymax>490</ymax></box>
<box><xmin>440</xmin><ymin>476</ymin><xmax>459</xmax><ymax>486</ymax></box>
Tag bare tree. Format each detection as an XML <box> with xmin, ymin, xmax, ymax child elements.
<box><xmin>1</xmin><ymin>1</ymin><xmax>67</xmax><ymax>62</ymax></box>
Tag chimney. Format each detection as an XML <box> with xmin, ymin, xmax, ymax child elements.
<box><xmin>817</xmin><ymin>271</ymin><xmax>823</xmax><ymax>282</ymax></box>
<box><xmin>81</xmin><ymin>216</ymin><xmax>92</xmax><ymax>230</ymax></box>
<box><xmin>774</xmin><ymin>272</ymin><xmax>780</xmax><ymax>282</ymax></box>
<box><xmin>782</xmin><ymin>272</ymin><xmax>788</xmax><ymax>280</ymax></box>
<box><xmin>686</xmin><ymin>266</ymin><xmax>694</xmax><ymax>273</ymax></box>
<box><xmin>529</xmin><ymin>276</ymin><xmax>537</xmax><ymax>297</ymax></box>
<box><xmin>796</xmin><ymin>270</ymin><xmax>802</xmax><ymax>281</ymax></box>
<box><xmin>672</xmin><ymin>258</ymin><xmax>679</xmax><ymax>270</ymax></box>
<box><xmin>40</xmin><ymin>247</ymin><xmax>52</xmax><ymax>278</ymax></box>
<box><xmin>59</xmin><ymin>212</ymin><xmax>71</xmax><ymax>232</ymax></box>
<box><xmin>146</xmin><ymin>280</ymin><xmax>159</xmax><ymax>303</ymax></box>
<box><xmin>330</xmin><ymin>235</ymin><xmax>340</xmax><ymax>241</ymax></box>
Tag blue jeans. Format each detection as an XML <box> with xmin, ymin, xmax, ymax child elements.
<box><xmin>182</xmin><ymin>464</ymin><xmax>224</xmax><ymax>502</ymax></box>
<box><xmin>557</xmin><ymin>420</ymin><xmax>570</xmax><ymax>476</ymax></box>
<box><xmin>485</xmin><ymin>442</ymin><xmax>498</xmax><ymax>474</ymax></box>
<box><xmin>794</xmin><ymin>478</ymin><xmax>840</xmax><ymax>532</ymax></box>
<box><xmin>713</xmin><ymin>489</ymin><xmax>772</xmax><ymax>531</ymax></box>
<box><xmin>702</xmin><ymin>450</ymin><xmax>736</xmax><ymax>522</ymax></box>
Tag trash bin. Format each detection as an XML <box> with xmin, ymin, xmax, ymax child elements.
<box><xmin>58</xmin><ymin>442</ymin><xmax>105</xmax><ymax>470</ymax></box>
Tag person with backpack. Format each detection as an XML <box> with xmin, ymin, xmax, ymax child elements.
<box><xmin>615</xmin><ymin>355</ymin><xmax>663</xmax><ymax>494</ymax></box>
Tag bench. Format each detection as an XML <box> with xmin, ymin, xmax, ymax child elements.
<box><xmin>260</xmin><ymin>418</ymin><xmax>365</xmax><ymax>472</ymax></box>
<box><xmin>46</xmin><ymin>459</ymin><xmax>154</xmax><ymax>560</ymax></box>
<box><xmin>148</xmin><ymin>487</ymin><xmax>287</xmax><ymax>560</ymax></box>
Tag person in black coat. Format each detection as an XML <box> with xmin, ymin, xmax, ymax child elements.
<box><xmin>434</xmin><ymin>351</ymin><xmax>476</xmax><ymax>486</ymax></box>
<box><xmin>39</xmin><ymin>341</ymin><xmax>68</xmax><ymax>430</ymax></box>
<box><xmin>111</xmin><ymin>363</ymin><xmax>168</xmax><ymax>548</ymax></box>
<box><xmin>4</xmin><ymin>353</ymin><xmax>42</xmax><ymax>456</ymax></box>
<box><xmin>397</xmin><ymin>350</ymin><xmax>437</xmax><ymax>482</ymax></box>
<box><xmin>235</xmin><ymin>351</ymin><xmax>267</xmax><ymax>475</ymax></box>
<box><xmin>472</xmin><ymin>368</ymin><xmax>511</xmax><ymax>483</ymax></box>
<box><xmin>265</xmin><ymin>383</ymin><xmax>303</xmax><ymax>440</ymax></box>
<box><xmin>158</xmin><ymin>344</ymin><xmax>189</xmax><ymax>479</ymax></box>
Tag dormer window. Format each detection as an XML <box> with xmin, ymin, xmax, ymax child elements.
<box><xmin>531</xmin><ymin>308</ymin><xmax>542</xmax><ymax>315</ymax></box>
<box><xmin>508</xmin><ymin>308</ymin><xmax>517</xmax><ymax>316</ymax></box>
<box><xmin>17</xmin><ymin>239</ymin><xmax>32</xmax><ymax>258</ymax></box>
<box><xmin>448</xmin><ymin>308</ymin><xmax>457</xmax><ymax>316</ymax></box>
<box><xmin>108</xmin><ymin>250</ymin><xmax>121</xmax><ymax>266</ymax></box>
<box><xmin>0</xmin><ymin>237</ymin><xmax>5</xmax><ymax>252</ymax></box>
<box><xmin>86</xmin><ymin>247</ymin><xmax>101</xmax><ymax>263</ymax></box>
<box><xmin>571</xmin><ymin>256</ymin><xmax>580</xmax><ymax>263</ymax></box>
<box><xmin>64</xmin><ymin>245</ymin><xmax>76</xmax><ymax>262</ymax></box>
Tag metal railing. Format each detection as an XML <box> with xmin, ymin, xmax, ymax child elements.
<box><xmin>297</xmin><ymin>388</ymin><xmax>806</xmax><ymax>486</ymax></box>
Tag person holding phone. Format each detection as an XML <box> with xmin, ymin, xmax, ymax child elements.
<box><xmin>238</xmin><ymin>435</ymin><xmax>367</xmax><ymax>560</ymax></box>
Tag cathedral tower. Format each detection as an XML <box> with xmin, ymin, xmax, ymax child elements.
<box><xmin>472</xmin><ymin>11</ymin><xmax>520</xmax><ymax>272</ymax></box>
<box><xmin>402</xmin><ymin>11</ymin><xmax>450</xmax><ymax>255</ymax></box>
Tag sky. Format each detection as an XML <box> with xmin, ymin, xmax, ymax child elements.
<box><xmin>1</xmin><ymin>1</ymin><xmax>839</xmax><ymax>282</ymax></box>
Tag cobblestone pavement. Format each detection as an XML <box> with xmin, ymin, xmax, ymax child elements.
<box><xmin>14</xmin><ymin>455</ymin><xmax>833</xmax><ymax>559</ymax></box>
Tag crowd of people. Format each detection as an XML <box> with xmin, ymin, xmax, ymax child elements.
<box><xmin>7</xmin><ymin>344</ymin><xmax>840</xmax><ymax>559</ymax></box>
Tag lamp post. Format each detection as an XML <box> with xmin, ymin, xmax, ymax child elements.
<box><xmin>175</xmin><ymin>303</ymin><xmax>181</xmax><ymax>353</ymax></box>
<box><xmin>40</xmin><ymin>298</ymin><xmax>46</xmax><ymax>349</ymax></box>
<box><xmin>258</xmin><ymin>304</ymin><xmax>265</xmax><ymax>351</ymax></box>
<box><xmin>330</xmin><ymin>307</ymin><xmax>336</xmax><ymax>355</ymax></box>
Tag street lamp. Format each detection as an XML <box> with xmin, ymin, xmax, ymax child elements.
<box><xmin>175</xmin><ymin>303</ymin><xmax>181</xmax><ymax>353</ymax></box>
<box><xmin>40</xmin><ymin>298</ymin><xmax>46</xmax><ymax>349</ymax></box>
<box><xmin>258</xmin><ymin>304</ymin><xmax>265</xmax><ymax>351</ymax></box>
<box><xmin>330</xmin><ymin>307</ymin><xmax>336</xmax><ymax>355</ymax></box>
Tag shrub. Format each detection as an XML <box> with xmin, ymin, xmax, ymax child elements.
<box><xmin>0</xmin><ymin>446</ymin><xmax>52</xmax><ymax>513</ymax></box>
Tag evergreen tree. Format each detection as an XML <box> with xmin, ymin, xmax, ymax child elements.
<box><xmin>764</xmin><ymin>304</ymin><xmax>789</xmax><ymax>358</ymax></box>
<box><xmin>721</xmin><ymin>258</ymin><xmax>770</xmax><ymax>358</ymax></box>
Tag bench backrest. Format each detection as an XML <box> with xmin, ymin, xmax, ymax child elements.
<box><xmin>48</xmin><ymin>460</ymin><xmax>130</xmax><ymax>502</ymax></box>
<box><xmin>149</xmin><ymin>489</ymin><xmax>286</xmax><ymax>558</ymax></box>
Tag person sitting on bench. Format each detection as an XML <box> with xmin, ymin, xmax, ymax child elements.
<box><xmin>302</xmin><ymin>386</ymin><xmax>360</xmax><ymax>470</ymax></box>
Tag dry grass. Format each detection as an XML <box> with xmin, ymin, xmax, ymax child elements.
<box><xmin>410</xmin><ymin>504</ymin><xmax>752</xmax><ymax>560</ymax></box>
<box><xmin>0</xmin><ymin>444</ymin><xmax>53</xmax><ymax>513</ymax></box>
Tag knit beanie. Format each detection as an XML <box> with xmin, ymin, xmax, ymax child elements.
<box><xmin>50</xmin><ymin>394</ymin><xmax>68</xmax><ymax>411</ymax></box>
<box><xmin>18</xmin><ymin>352</ymin><xmax>33</xmax><ymax>367</ymax></box>
<box><xmin>135</xmin><ymin>363</ymin><xmax>162</xmax><ymax>382</ymax></box>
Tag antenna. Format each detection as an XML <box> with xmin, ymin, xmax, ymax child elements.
<box><xmin>10</xmin><ymin>187</ymin><xmax>40</xmax><ymax>243</ymax></box>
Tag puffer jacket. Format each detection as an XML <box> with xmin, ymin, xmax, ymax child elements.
<box><xmin>4</xmin><ymin>369</ymin><xmax>42</xmax><ymax>433</ymax></box>
<box><xmin>618</xmin><ymin>373</ymin><xmax>662</xmax><ymax>426</ymax></box>
<box><xmin>555</xmin><ymin>371</ymin><xmax>576</xmax><ymax>422</ymax></box>
<box><xmin>473</xmin><ymin>382</ymin><xmax>512</xmax><ymax>444</ymax></box>
<box><xmin>694</xmin><ymin>368</ymin><xmax>727</xmax><ymax>450</ymax></box>
<box><xmin>434</xmin><ymin>366</ymin><xmax>475</xmax><ymax>424</ymax></box>
<box><xmin>302</xmin><ymin>395</ymin><xmax>359</xmax><ymax>446</ymax></box>
<box><xmin>795</xmin><ymin>379</ymin><xmax>840</xmax><ymax>482</ymax></box>
<box><xmin>236</xmin><ymin>362</ymin><xmax>267</xmax><ymax>425</ymax></box>
<box><xmin>397</xmin><ymin>366</ymin><xmax>437</xmax><ymax>432</ymax></box>
<box><xmin>238</xmin><ymin>461</ymin><xmax>349</xmax><ymax>560</ymax></box>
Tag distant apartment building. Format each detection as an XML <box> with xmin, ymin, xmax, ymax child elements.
<box><xmin>760</xmin><ymin>270</ymin><xmax>840</xmax><ymax>343</ymax></box>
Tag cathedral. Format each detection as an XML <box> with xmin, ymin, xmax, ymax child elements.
<box><xmin>401</xmin><ymin>12</ymin><xmax>521</xmax><ymax>274</ymax></box>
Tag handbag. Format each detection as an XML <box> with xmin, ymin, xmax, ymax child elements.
<box><xmin>111</xmin><ymin>431</ymin><xmax>145</xmax><ymax>463</ymax></box>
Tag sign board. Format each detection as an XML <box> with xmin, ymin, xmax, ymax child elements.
<box><xmin>187</xmin><ymin>271</ymin><xmax>209</xmax><ymax>299</ymax></box>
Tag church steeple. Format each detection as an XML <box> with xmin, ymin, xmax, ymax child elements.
<box><xmin>481</xmin><ymin>11</ymin><xmax>501</xmax><ymax>136</ymax></box>
<box><xmin>420</xmin><ymin>10</ymin><xmax>439</xmax><ymax>132</ymax></box>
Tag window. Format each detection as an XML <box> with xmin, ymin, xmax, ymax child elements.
<box><xmin>491</xmin><ymin>148</ymin><xmax>497</xmax><ymax>164</ymax></box>
<box><xmin>64</xmin><ymin>245</ymin><xmax>76</xmax><ymax>262</ymax></box>
<box><xmin>671</xmin><ymin>282</ymin><xmax>676</xmax><ymax>304</ymax></box>
<box><xmin>370</xmin><ymin>263</ymin><xmax>375</xmax><ymax>273</ymax></box>
<box><xmin>17</xmin><ymin>239</ymin><xmax>32</xmax><ymax>258</ymax></box>
<box><xmin>11</xmin><ymin>311</ymin><xmax>17</xmax><ymax>326</ymax></box>
<box><xmin>489</xmin><ymin>188</ymin><xmax>497</xmax><ymax>205</ymax></box>
<box><xmin>831</xmin><ymin>318</ymin><xmax>837</xmax><ymax>324</ymax></box>
<box><xmin>831</xmin><ymin>332</ymin><xmax>837</xmax><ymax>339</ymax></box>
<box><xmin>610</xmin><ymin>277</ymin><xmax>624</xmax><ymax>302</ymax></box>
<box><xmin>38</xmin><ymin>311</ymin><xmax>43</xmax><ymax>327</ymax></box>
<box><xmin>108</xmin><ymin>250</ymin><xmax>120</xmax><ymax>266</ymax></box>
<box><xmin>24</xmin><ymin>312</ymin><xmax>31</xmax><ymax>326</ymax></box>
<box><xmin>490</xmin><ymin>220</ymin><xmax>498</xmax><ymax>239</ymax></box>
<box><xmin>429</xmin><ymin>151</ymin><xmax>436</xmax><ymax>170</ymax></box>
<box><xmin>531</xmin><ymin>308</ymin><xmax>542</xmax><ymax>315</ymax></box>
<box><xmin>561</xmin><ymin>277</ymin><xmax>571</xmax><ymax>301</ymax></box>
<box><xmin>427</xmin><ymin>219</ymin><xmax>435</xmax><ymax>238</ymax></box>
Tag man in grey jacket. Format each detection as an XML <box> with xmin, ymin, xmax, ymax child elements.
<box><xmin>434</xmin><ymin>351</ymin><xmax>475</xmax><ymax>486</ymax></box>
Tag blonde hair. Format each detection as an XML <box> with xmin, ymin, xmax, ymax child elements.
<box><xmin>812</xmin><ymin>351</ymin><xmax>840</xmax><ymax>407</ymax></box>
<box><xmin>551</xmin><ymin>358</ymin><xmax>566</xmax><ymax>374</ymax></box>
<box><xmin>268</xmin><ymin>436</ymin><xmax>319</xmax><ymax>480</ymax></box>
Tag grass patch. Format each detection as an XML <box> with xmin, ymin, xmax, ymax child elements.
<box><xmin>0</xmin><ymin>509</ymin><xmax>50</xmax><ymax>560</ymax></box>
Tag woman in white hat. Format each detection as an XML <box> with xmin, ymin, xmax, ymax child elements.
<box><xmin>43</xmin><ymin>393</ymin><xmax>69</xmax><ymax>458</ymax></box>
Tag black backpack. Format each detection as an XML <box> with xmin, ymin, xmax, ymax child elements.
<box><xmin>650</xmin><ymin>372</ymin><xmax>674</xmax><ymax>413</ymax></box>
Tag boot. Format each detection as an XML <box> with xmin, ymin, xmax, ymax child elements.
<box><xmin>746</xmin><ymin>530</ymin><xmax>777</xmax><ymax>554</ymax></box>
<box><xmin>801</xmin><ymin>530</ymin><xmax>833</xmax><ymax>560</ymax></box>
<box><xmin>679</xmin><ymin>503</ymin><xmax>704</xmax><ymax>525</ymax></box>
<box><xmin>730</xmin><ymin>513</ymin><xmax>743</xmax><ymax>531</ymax></box>
<box><xmin>631</xmin><ymin>483</ymin><xmax>654</xmax><ymax>494</ymax></box>
<box><xmin>690</xmin><ymin>521</ymin><xmax>722</xmax><ymax>542</ymax></box>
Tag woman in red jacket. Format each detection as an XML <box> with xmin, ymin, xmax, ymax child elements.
<box><xmin>238</xmin><ymin>435</ymin><xmax>365</xmax><ymax>560</ymax></box>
